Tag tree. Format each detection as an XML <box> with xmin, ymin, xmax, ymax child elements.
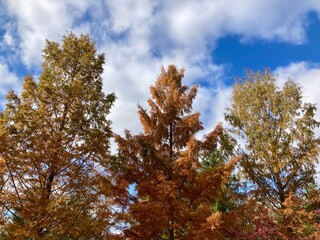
<box><xmin>278</xmin><ymin>191</ymin><xmax>320</xmax><ymax>239</ymax></box>
<box><xmin>0</xmin><ymin>33</ymin><xmax>115</xmax><ymax>239</ymax></box>
<box><xmin>225</xmin><ymin>70</ymin><xmax>320</xmax><ymax>212</ymax></box>
<box><xmin>113</xmin><ymin>65</ymin><xmax>238</xmax><ymax>239</ymax></box>
<box><xmin>220</xmin><ymin>199</ymin><xmax>288</xmax><ymax>240</ymax></box>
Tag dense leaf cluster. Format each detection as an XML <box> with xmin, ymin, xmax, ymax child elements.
<box><xmin>0</xmin><ymin>34</ymin><xmax>319</xmax><ymax>239</ymax></box>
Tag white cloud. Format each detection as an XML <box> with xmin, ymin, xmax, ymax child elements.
<box><xmin>4</xmin><ymin>0</ymin><xmax>94</xmax><ymax>68</ymax></box>
<box><xmin>2</xmin><ymin>0</ymin><xmax>320</xmax><ymax>138</ymax></box>
<box><xmin>0</xmin><ymin>62</ymin><xmax>20</xmax><ymax>106</ymax></box>
<box><xmin>5</xmin><ymin>0</ymin><xmax>320</xmax><ymax>66</ymax></box>
<box><xmin>275</xmin><ymin>62</ymin><xmax>320</xmax><ymax>109</ymax></box>
<box><xmin>0</xmin><ymin>62</ymin><xmax>20</xmax><ymax>90</ymax></box>
<box><xmin>3</xmin><ymin>32</ymin><xmax>14</xmax><ymax>46</ymax></box>
<box><xmin>163</xmin><ymin>0</ymin><xmax>318</xmax><ymax>49</ymax></box>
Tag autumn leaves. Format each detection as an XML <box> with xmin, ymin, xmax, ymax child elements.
<box><xmin>0</xmin><ymin>34</ymin><xmax>115</xmax><ymax>239</ymax></box>
<box><xmin>0</xmin><ymin>34</ymin><xmax>319</xmax><ymax>239</ymax></box>
<box><xmin>112</xmin><ymin>66</ymin><xmax>239</xmax><ymax>239</ymax></box>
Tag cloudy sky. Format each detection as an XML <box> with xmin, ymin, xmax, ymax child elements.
<box><xmin>1</xmin><ymin>1</ymin><xmax>320</xmax><ymax>142</ymax></box>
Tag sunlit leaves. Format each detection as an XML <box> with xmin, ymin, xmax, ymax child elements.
<box><xmin>0</xmin><ymin>33</ymin><xmax>115</xmax><ymax>239</ymax></box>
<box><xmin>113</xmin><ymin>65</ymin><xmax>237</xmax><ymax>239</ymax></box>
<box><xmin>225</xmin><ymin>69</ymin><xmax>320</xmax><ymax>239</ymax></box>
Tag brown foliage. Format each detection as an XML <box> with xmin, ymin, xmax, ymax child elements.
<box><xmin>0</xmin><ymin>34</ymin><xmax>319</xmax><ymax>239</ymax></box>
<box><xmin>0</xmin><ymin>34</ymin><xmax>115</xmax><ymax>239</ymax></box>
<box><xmin>113</xmin><ymin>65</ymin><xmax>238</xmax><ymax>239</ymax></box>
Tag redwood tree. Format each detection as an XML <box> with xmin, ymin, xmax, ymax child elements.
<box><xmin>0</xmin><ymin>34</ymin><xmax>115</xmax><ymax>239</ymax></box>
<box><xmin>113</xmin><ymin>65</ymin><xmax>238</xmax><ymax>239</ymax></box>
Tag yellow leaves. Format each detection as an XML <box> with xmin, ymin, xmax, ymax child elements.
<box><xmin>207</xmin><ymin>211</ymin><xmax>223</xmax><ymax>231</ymax></box>
<box><xmin>111</xmin><ymin>65</ymin><xmax>239</xmax><ymax>239</ymax></box>
<box><xmin>272</xmin><ymin>164</ymin><xmax>280</xmax><ymax>174</ymax></box>
<box><xmin>278</xmin><ymin>193</ymin><xmax>319</xmax><ymax>238</ymax></box>
<box><xmin>0</xmin><ymin>156</ymin><xmax>5</xmax><ymax>174</ymax></box>
<box><xmin>226</xmin><ymin>69</ymin><xmax>319</xmax><ymax>214</ymax></box>
<box><xmin>0</xmin><ymin>33</ymin><xmax>115</xmax><ymax>239</ymax></box>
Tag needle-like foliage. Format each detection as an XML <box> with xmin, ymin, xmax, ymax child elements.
<box><xmin>225</xmin><ymin>70</ymin><xmax>319</xmax><ymax>212</ymax></box>
<box><xmin>0</xmin><ymin>33</ymin><xmax>115</xmax><ymax>239</ymax></box>
<box><xmin>113</xmin><ymin>65</ymin><xmax>238</xmax><ymax>240</ymax></box>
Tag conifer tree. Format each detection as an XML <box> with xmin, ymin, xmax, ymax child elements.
<box><xmin>113</xmin><ymin>65</ymin><xmax>238</xmax><ymax>239</ymax></box>
<box><xmin>225</xmin><ymin>70</ymin><xmax>320</xmax><ymax>212</ymax></box>
<box><xmin>0</xmin><ymin>33</ymin><xmax>115</xmax><ymax>239</ymax></box>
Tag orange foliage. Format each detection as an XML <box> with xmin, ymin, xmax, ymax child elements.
<box><xmin>113</xmin><ymin>65</ymin><xmax>238</xmax><ymax>239</ymax></box>
<box><xmin>0</xmin><ymin>34</ymin><xmax>115</xmax><ymax>239</ymax></box>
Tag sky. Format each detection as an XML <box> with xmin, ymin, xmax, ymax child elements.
<box><xmin>1</xmin><ymin>1</ymin><xmax>320</xmax><ymax>174</ymax></box>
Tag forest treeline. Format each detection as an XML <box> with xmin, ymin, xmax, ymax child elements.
<box><xmin>0</xmin><ymin>34</ymin><xmax>319</xmax><ymax>240</ymax></box>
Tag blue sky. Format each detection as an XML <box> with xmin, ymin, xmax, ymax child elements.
<box><xmin>1</xmin><ymin>0</ymin><xmax>320</xmax><ymax>139</ymax></box>
<box><xmin>215</xmin><ymin>11</ymin><xmax>320</xmax><ymax>80</ymax></box>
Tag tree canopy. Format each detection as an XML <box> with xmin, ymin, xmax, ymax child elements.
<box><xmin>225</xmin><ymin>70</ymin><xmax>319</xmax><ymax>210</ymax></box>
<box><xmin>225</xmin><ymin>70</ymin><xmax>320</xmax><ymax>238</ymax></box>
<box><xmin>0</xmin><ymin>34</ymin><xmax>319</xmax><ymax>240</ymax></box>
<box><xmin>0</xmin><ymin>33</ymin><xmax>115</xmax><ymax>239</ymax></box>
<box><xmin>113</xmin><ymin>65</ymin><xmax>238</xmax><ymax>239</ymax></box>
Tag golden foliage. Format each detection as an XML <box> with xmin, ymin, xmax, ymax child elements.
<box><xmin>0</xmin><ymin>33</ymin><xmax>115</xmax><ymax>239</ymax></box>
<box><xmin>225</xmin><ymin>70</ymin><xmax>320</xmax><ymax>212</ymax></box>
<box><xmin>0</xmin><ymin>34</ymin><xmax>319</xmax><ymax>239</ymax></box>
<box><xmin>113</xmin><ymin>65</ymin><xmax>237</xmax><ymax>239</ymax></box>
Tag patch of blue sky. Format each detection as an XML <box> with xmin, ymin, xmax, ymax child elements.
<box><xmin>108</xmin><ymin>29</ymin><xmax>130</xmax><ymax>43</ymax></box>
<box><xmin>70</xmin><ymin>6</ymin><xmax>110</xmax><ymax>45</ymax></box>
<box><xmin>0</xmin><ymin>20</ymin><xmax>28</xmax><ymax>80</ymax></box>
<box><xmin>214</xmin><ymin>11</ymin><xmax>320</xmax><ymax>85</ymax></box>
<box><xmin>150</xmin><ymin>45</ymin><xmax>162</xmax><ymax>59</ymax></box>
